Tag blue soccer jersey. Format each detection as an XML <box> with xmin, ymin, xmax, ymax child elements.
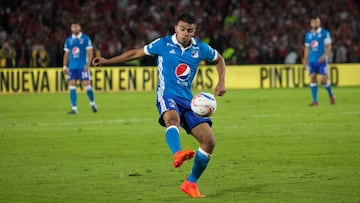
<box><xmin>144</xmin><ymin>34</ymin><xmax>217</xmax><ymax>100</ymax></box>
<box><xmin>64</xmin><ymin>33</ymin><xmax>93</xmax><ymax>70</ymax></box>
<box><xmin>304</xmin><ymin>28</ymin><xmax>332</xmax><ymax>63</ymax></box>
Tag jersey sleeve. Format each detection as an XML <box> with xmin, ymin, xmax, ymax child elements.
<box><xmin>144</xmin><ymin>38</ymin><xmax>163</xmax><ymax>56</ymax></box>
<box><xmin>324</xmin><ymin>30</ymin><xmax>332</xmax><ymax>44</ymax></box>
<box><xmin>304</xmin><ymin>32</ymin><xmax>310</xmax><ymax>46</ymax></box>
<box><xmin>201</xmin><ymin>42</ymin><xmax>218</xmax><ymax>62</ymax></box>
<box><xmin>86</xmin><ymin>36</ymin><xmax>93</xmax><ymax>50</ymax></box>
<box><xmin>64</xmin><ymin>38</ymin><xmax>69</xmax><ymax>52</ymax></box>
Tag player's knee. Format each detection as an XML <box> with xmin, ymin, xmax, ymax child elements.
<box><xmin>320</xmin><ymin>78</ymin><xmax>328</xmax><ymax>86</ymax></box>
<box><xmin>82</xmin><ymin>80</ymin><xmax>91</xmax><ymax>86</ymax></box>
<box><xmin>201</xmin><ymin>132</ymin><xmax>216</xmax><ymax>152</ymax></box>
<box><xmin>163</xmin><ymin>110</ymin><xmax>180</xmax><ymax>127</ymax></box>
<box><xmin>69</xmin><ymin>80</ymin><xmax>76</xmax><ymax>86</ymax></box>
<box><xmin>206</xmin><ymin>137</ymin><xmax>216</xmax><ymax>151</ymax></box>
<box><xmin>164</xmin><ymin>118</ymin><xmax>180</xmax><ymax>127</ymax></box>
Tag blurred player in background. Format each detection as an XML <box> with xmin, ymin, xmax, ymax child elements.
<box><xmin>63</xmin><ymin>21</ymin><xmax>97</xmax><ymax>114</ymax></box>
<box><xmin>303</xmin><ymin>15</ymin><xmax>335</xmax><ymax>106</ymax></box>
<box><xmin>0</xmin><ymin>41</ymin><xmax>16</xmax><ymax>67</ymax></box>
<box><xmin>92</xmin><ymin>13</ymin><xmax>226</xmax><ymax>198</ymax></box>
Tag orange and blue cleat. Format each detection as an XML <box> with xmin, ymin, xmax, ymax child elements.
<box><xmin>173</xmin><ymin>149</ymin><xmax>195</xmax><ymax>168</ymax></box>
<box><xmin>180</xmin><ymin>179</ymin><xmax>205</xmax><ymax>198</ymax></box>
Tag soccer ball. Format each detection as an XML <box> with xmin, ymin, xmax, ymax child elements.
<box><xmin>191</xmin><ymin>92</ymin><xmax>217</xmax><ymax>117</ymax></box>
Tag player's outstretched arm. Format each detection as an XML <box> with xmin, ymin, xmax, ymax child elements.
<box><xmin>214</xmin><ymin>53</ymin><xmax>226</xmax><ymax>96</ymax></box>
<box><xmin>92</xmin><ymin>47</ymin><xmax>146</xmax><ymax>66</ymax></box>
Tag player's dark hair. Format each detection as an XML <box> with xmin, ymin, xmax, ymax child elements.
<box><xmin>71</xmin><ymin>18</ymin><xmax>82</xmax><ymax>25</ymax></box>
<box><xmin>310</xmin><ymin>13</ymin><xmax>320</xmax><ymax>20</ymax></box>
<box><xmin>177</xmin><ymin>13</ymin><xmax>196</xmax><ymax>24</ymax></box>
<box><xmin>71</xmin><ymin>22</ymin><xmax>81</xmax><ymax>26</ymax></box>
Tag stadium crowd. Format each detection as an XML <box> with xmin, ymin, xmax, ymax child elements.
<box><xmin>0</xmin><ymin>0</ymin><xmax>360</xmax><ymax>67</ymax></box>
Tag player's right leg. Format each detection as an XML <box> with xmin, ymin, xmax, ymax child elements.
<box><xmin>309</xmin><ymin>71</ymin><xmax>319</xmax><ymax>106</ymax></box>
<box><xmin>156</xmin><ymin>96</ymin><xmax>195</xmax><ymax>168</ymax></box>
<box><xmin>68</xmin><ymin>79</ymin><xmax>78</xmax><ymax>114</ymax></box>
<box><xmin>162</xmin><ymin>110</ymin><xmax>181</xmax><ymax>153</ymax></box>
<box><xmin>163</xmin><ymin>110</ymin><xmax>195</xmax><ymax>168</ymax></box>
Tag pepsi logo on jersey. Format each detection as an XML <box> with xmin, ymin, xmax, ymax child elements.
<box><xmin>175</xmin><ymin>63</ymin><xmax>191</xmax><ymax>81</ymax></box>
<box><xmin>72</xmin><ymin>47</ymin><xmax>80</xmax><ymax>56</ymax></box>
<box><xmin>311</xmin><ymin>40</ymin><xmax>318</xmax><ymax>47</ymax></box>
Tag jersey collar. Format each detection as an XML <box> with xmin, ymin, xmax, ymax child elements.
<box><xmin>172</xmin><ymin>34</ymin><xmax>196</xmax><ymax>50</ymax></box>
<box><xmin>72</xmin><ymin>32</ymin><xmax>83</xmax><ymax>39</ymax></box>
<box><xmin>312</xmin><ymin>27</ymin><xmax>322</xmax><ymax>34</ymax></box>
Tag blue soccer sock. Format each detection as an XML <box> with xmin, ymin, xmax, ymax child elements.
<box><xmin>85</xmin><ymin>85</ymin><xmax>95</xmax><ymax>105</ymax></box>
<box><xmin>310</xmin><ymin>83</ymin><xmax>318</xmax><ymax>103</ymax></box>
<box><xmin>69</xmin><ymin>85</ymin><xmax>77</xmax><ymax>109</ymax></box>
<box><xmin>165</xmin><ymin>126</ymin><xmax>181</xmax><ymax>155</ymax></box>
<box><xmin>325</xmin><ymin>81</ymin><xmax>334</xmax><ymax>97</ymax></box>
<box><xmin>188</xmin><ymin>148</ymin><xmax>211</xmax><ymax>183</ymax></box>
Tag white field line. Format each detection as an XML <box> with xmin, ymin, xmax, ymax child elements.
<box><xmin>33</xmin><ymin>111</ymin><xmax>360</xmax><ymax>126</ymax></box>
<box><xmin>3</xmin><ymin>111</ymin><xmax>359</xmax><ymax>128</ymax></box>
<box><xmin>35</xmin><ymin>118</ymin><xmax>154</xmax><ymax>126</ymax></box>
<box><xmin>251</xmin><ymin>111</ymin><xmax>360</xmax><ymax>118</ymax></box>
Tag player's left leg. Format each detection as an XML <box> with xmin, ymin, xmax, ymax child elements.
<box><xmin>319</xmin><ymin>63</ymin><xmax>335</xmax><ymax>105</ymax></box>
<box><xmin>320</xmin><ymin>74</ymin><xmax>335</xmax><ymax>105</ymax></box>
<box><xmin>82</xmin><ymin>72</ymin><xmax>97</xmax><ymax>112</ymax></box>
<box><xmin>180</xmin><ymin>122</ymin><xmax>214</xmax><ymax>198</ymax></box>
<box><xmin>188</xmin><ymin>122</ymin><xmax>215</xmax><ymax>182</ymax></box>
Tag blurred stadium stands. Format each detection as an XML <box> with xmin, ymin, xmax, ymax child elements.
<box><xmin>0</xmin><ymin>0</ymin><xmax>359</xmax><ymax>67</ymax></box>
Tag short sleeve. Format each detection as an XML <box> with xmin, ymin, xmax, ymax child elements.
<box><xmin>64</xmin><ymin>38</ymin><xmax>69</xmax><ymax>52</ymax></box>
<box><xmin>144</xmin><ymin>38</ymin><xmax>162</xmax><ymax>56</ymax></box>
<box><xmin>86</xmin><ymin>36</ymin><xmax>93</xmax><ymax>49</ymax></box>
<box><xmin>304</xmin><ymin>33</ymin><xmax>310</xmax><ymax>46</ymax></box>
<box><xmin>202</xmin><ymin>43</ymin><xmax>218</xmax><ymax>62</ymax></box>
<box><xmin>324</xmin><ymin>31</ymin><xmax>332</xmax><ymax>44</ymax></box>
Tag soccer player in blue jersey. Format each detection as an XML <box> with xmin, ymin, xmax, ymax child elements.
<box><xmin>63</xmin><ymin>21</ymin><xmax>97</xmax><ymax>114</ymax></box>
<box><xmin>303</xmin><ymin>15</ymin><xmax>335</xmax><ymax>106</ymax></box>
<box><xmin>92</xmin><ymin>13</ymin><xmax>226</xmax><ymax>198</ymax></box>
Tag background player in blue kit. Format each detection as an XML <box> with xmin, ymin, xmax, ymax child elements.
<box><xmin>63</xmin><ymin>21</ymin><xmax>97</xmax><ymax>114</ymax></box>
<box><xmin>303</xmin><ymin>15</ymin><xmax>335</xmax><ymax>106</ymax></box>
<box><xmin>92</xmin><ymin>13</ymin><xmax>226</xmax><ymax>198</ymax></box>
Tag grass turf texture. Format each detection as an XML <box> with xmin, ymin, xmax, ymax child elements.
<box><xmin>0</xmin><ymin>87</ymin><xmax>359</xmax><ymax>202</ymax></box>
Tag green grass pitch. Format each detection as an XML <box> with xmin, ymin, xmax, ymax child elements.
<box><xmin>1</xmin><ymin>87</ymin><xmax>359</xmax><ymax>202</ymax></box>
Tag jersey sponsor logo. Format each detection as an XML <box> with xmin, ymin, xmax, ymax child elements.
<box><xmin>311</xmin><ymin>40</ymin><xmax>318</xmax><ymax>48</ymax></box>
<box><xmin>175</xmin><ymin>63</ymin><xmax>191</xmax><ymax>81</ymax></box>
<box><xmin>72</xmin><ymin>47</ymin><xmax>80</xmax><ymax>58</ymax></box>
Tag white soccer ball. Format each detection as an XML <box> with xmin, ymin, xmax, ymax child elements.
<box><xmin>191</xmin><ymin>92</ymin><xmax>217</xmax><ymax>117</ymax></box>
